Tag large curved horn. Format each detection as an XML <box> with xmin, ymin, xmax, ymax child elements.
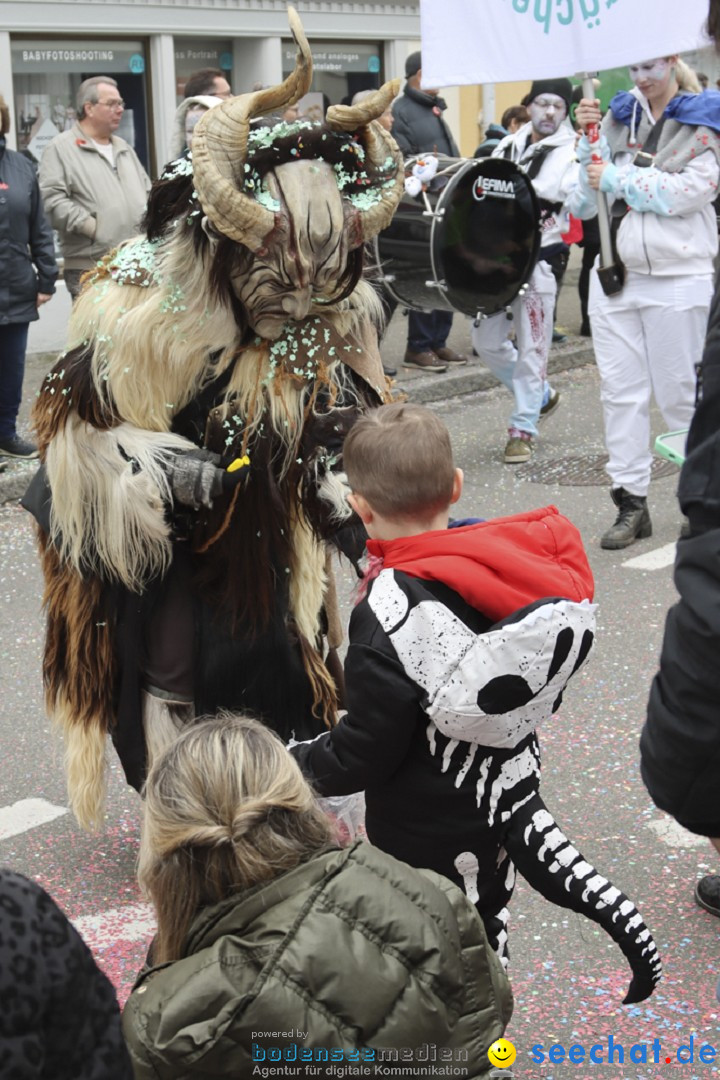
<box><xmin>191</xmin><ymin>4</ymin><xmax>313</xmax><ymax>249</ymax></box>
<box><xmin>358</xmin><ymin>117</ymin><xmax>405</xmax><ymax>242</ymax></box>
<box><xmin>325</xmin><ymin>79</ymin><xmax>405</xmax><ymax>243</ymax></box>
<box><xmin>325</xmin><ymin>78</ymin><xmax>399</xmax><ymax>133</ymax></box>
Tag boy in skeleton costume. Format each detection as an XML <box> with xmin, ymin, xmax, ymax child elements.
<box><xmin>27</xmin><ymin>9</ymin><xmax>405</xmax><ymax>830</ymax></box>
<box><xmin>293</xmin><ymin>404</ymin><xmax>661</xmax><ymax>1005</ymax></box>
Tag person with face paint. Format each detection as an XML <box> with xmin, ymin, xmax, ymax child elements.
<box><xmin>471</xmin><ymin>79</ymin><xmax>578</xmax><ymax>464</ymax></box>
<box><xmin>571</xmin><ymin>56</ymin><xmax>720</xmax><ymax>549</ymax></box>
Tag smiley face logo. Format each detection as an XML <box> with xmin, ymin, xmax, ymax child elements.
<box><xmin>488</xmin><ymin>1038</ymin><xmax>517</xmax><ymax>1069</ymax></box>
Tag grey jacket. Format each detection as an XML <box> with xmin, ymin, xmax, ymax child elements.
<box><xmin>0</xmin><ymin>137</ymin><xmax>57</xmax><ymax>324</ymax></box>
<box><xmin>39</xmin><ymin>123</ymin><xmax>150</xmax><ymax>270</ymax></box>
<box><xmin>391</xmin><ymin>85</ymin><xmax>460</xmax><ymax>158</ymax></box>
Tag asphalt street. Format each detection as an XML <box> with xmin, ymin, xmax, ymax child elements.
<box><xmin>1</xmin><ymin>286</ymin><xmax>719</xmax><ymax>1077</ymax></box>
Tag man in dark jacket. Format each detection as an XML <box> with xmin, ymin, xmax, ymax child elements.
<box><xmin>0</xmin><ymin>94</ymin><xmax>57</xmax><ymax>459</ymax></box>
<box><xmin>641</xmin><ymin>0</ymin><xmax>720</xmax><ymax>920</ymax></box>
<box><xmin>391</xmin><ymin>51</ymin><xmax>467</xmax><ymax>374</ymax></box>
<box><xmin>641</xmin><ymin>279</ymin><xmax>720</xmax><ymax>918</ymax></box>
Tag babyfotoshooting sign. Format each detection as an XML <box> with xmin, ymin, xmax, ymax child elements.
<box><xmin>419</xmin><ymin>0</ymin><xmax>711</xmax><ymax>85</ymax></box>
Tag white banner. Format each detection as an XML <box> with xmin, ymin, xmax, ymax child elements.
<box><xmin>420</xmin><ymin>0</ymin><xmax>712</xmax><ymax>86</ymax></box>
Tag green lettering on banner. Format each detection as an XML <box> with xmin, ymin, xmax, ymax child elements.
<box><xmin>505</xmin><ymin>0</ymin><xmax>623</xmax><ymax>34</ymax></box>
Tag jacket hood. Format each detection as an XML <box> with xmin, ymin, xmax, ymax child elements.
<box><xmin>168</xmin><ymin>95</ymin><xmax>223</xmax><ymax>161</ymax></box>
<box><xmin>365</xmin><ymin>505</ymin><xmax>594</xmax><ymax>622</ymax></box>
<box><xmin>498</xmin><ymin>119</ymin><xmax>576</xmax><ymax>160</ymax></box>
<box><xmin>611</xmin><ymin>88</ymin><xmax>720</xmax><ymax>135</ymax></box>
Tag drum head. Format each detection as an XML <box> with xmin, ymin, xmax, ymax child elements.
<box><xmin>434</xmin><ymin>157</ymin><xmax>540</xmax><ymax>317</ymax></box>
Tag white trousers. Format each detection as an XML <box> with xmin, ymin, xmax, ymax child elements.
<box><xmin>471</xmin><ymin>260</ymin><xmax>556</xmax><ymax>438</ymax></box>
<box><xmin>589</xmin><ymin>269</ymin><xmax>713</xmax><ymax>496</ymax></box>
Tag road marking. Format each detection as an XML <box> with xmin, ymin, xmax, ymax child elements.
<box><xmin>0</xmin><ymin>798</ymin><xmax>68</xmax><ymax>840</ymax></box>
<box><xmin>622</xmin><ymin>543</ymin><xmax>676</xmax><ymax>571</ymax></box>
<box><xmin>646</xmin><ymin>817</ymin><xmax>708</xmax><ymax>849</ymax></box>
<box><xmin>74</xmin><ymin>901</ymin><xmax>156</xmax><ymax>944</ymax></box>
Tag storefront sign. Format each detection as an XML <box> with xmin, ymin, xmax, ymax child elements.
<box><xmin>12</xmin><ymin>40</ymin><xmax>145</xmax><ymax>74</ymax></box>
<box><xmin>174</xmin><ymin>40</ymin><xmax>233</xmax><ymax>69</ymax></box>
<box><xmin>282</xmin><ymin>41</ymin><xmax>380</xmax><ymax>74</ymax></box>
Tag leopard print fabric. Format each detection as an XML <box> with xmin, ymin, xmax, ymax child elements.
<box><xmin>0</xmin><ymin>869</ymin><xmax>132</xmax><ymax>1079</ymax></box>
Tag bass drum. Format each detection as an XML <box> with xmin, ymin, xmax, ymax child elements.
<box><xmin>372</xmin><ymin>156</ymin><xmax>540</xmax><ymax>318</ymax></box>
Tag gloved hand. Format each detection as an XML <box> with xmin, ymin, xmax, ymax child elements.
<box><xmin>168</xmin><ymin>449</ymin><xmax>249</xmax><ymax>510</ymax></box>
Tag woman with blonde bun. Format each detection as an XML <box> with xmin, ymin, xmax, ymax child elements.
<box><xmin>122</xmin><ymin>714</ymin><xmax>512</xmax><ymax>1079</ymax></box>
<box><xmin>571</xmin><ymin>56</ymin><xmax>720</xmax><ymax>550</ymax></box>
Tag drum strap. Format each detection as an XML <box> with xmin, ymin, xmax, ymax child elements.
<box><xmin>502</xmin><ymin>138</ymin><xmax>556</xmax><ymax>180</ymax></box>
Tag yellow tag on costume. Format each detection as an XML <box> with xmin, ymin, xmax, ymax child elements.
<box><xmin>226</xmin><ymin>455</ymin><xmax>251</xmax><ymax>473</ymax></box>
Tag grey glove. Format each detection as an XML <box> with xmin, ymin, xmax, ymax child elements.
<box><xmin>168</xmin><ymin>449</ymin><xmax>229</xmax><ymax>510</ymax></box>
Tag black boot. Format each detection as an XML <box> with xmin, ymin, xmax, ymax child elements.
<box><xmin>600</xmin><ymin>487</ymin><xmax>652</xmax><ymax>550</ymax></box>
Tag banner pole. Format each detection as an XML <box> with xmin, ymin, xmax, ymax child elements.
<box><xmin>580</xmin><ymin>72</ymin><xmax>624</xmax><ymax>295</ymax></box>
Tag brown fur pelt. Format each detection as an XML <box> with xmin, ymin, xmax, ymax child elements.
<box><xmin>33</xmin><ymin>344</ymin><xmax>119</xmax><ymax>453</ymax></box>
<box><xmin>39</xmin><ymin>537</ymin><xmax>117</xmax><ymax>829</ymax></box>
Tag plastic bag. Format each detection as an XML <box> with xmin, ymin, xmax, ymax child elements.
<box><xmin>317</xmin><ymin>791</ymin><xmax>367</xmax><ymax>845</ymax></box>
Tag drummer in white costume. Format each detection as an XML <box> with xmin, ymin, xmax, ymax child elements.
<box><xmin>572</xmin><ymin>58</ymin><xmax>720</xmax><ymax>549</ymax></box>
<box><xmin>471</xmin><ymin>78</ymin><xmax>578</xmax><ymax>465</ymax></box>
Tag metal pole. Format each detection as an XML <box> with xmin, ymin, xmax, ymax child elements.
<box><xmin>579</xmin><ymin>72</ymin><xmax>624</xmax><ymax>295</ymax></box>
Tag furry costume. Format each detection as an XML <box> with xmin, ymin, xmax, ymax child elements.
<box><xmin>29</xmin><ymin>8</ymin><xmax>404</xmax><ymax>828</ymax></box>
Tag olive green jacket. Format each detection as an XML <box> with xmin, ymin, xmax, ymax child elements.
<box><xmin>122</xmin><ymin>842</ymin><xmax>512</xmax><ymax>1078</ymax></box>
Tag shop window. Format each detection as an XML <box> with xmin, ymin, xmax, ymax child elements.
<box><xmin>281</xmin><ymin>40</ymin><xmax>382</xmax><ymax>111</ymax></box>
<box><xmin>174</xmin><ymin>40</ymin><xmax>233</xmax><ymax>101</ymax></box>
<box><xmin>11</xmin><ymin>39</ymin><xmax>150</xmax><ymax>171</ymax></box>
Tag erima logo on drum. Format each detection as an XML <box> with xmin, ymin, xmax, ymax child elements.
<box><xmin>473</xmin><ymin>177</ymin><xmax>516</xmax><ymax>201</ymax></box>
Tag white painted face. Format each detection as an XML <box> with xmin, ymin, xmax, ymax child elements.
<box><xmin>528</xmin><ymin>94</ymin><xmax>567</xmax><ymax>137</ymax></box>
<box><xmin>184</xmin><ymin>107</ymin><xmax>206</xmax><ymax>150</ymax></box>
<box><xmin>628</xmin><ymin>58</ymin><xmax>672</xmax><ymax>96</ymax></box>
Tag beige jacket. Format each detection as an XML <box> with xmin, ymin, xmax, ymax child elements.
<box><xmin>39</xmin><ymin>123</ymin><xmax>151</xmax><ymax>270</ymax></box>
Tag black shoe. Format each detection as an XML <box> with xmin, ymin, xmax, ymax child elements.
<box><xmin>695</xmin><ymin>875</ymin><xmax>720</xmax><ymax>917</ymax></box>
<box><xmin>552</xmin><ymin>328</ymin><xmax>567</xmax><ymax>344</ymax></box>
<box><xmin>383</xmin><ymin>364</ymin><xmax>397</xmax><ymax>377</ymax></box>
<box><xmin>0</xmin><ymin>435</ymin><xmax>38</xmax><ymax>459</ymax></box>
<box><xmin>600</xmin><ymin>487</ymin><xmax>652</xmax><ymax>550</ymax></box>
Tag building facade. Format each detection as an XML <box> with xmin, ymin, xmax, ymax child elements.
<box><xmin>0</xmin><ymin>0</ymin><xmax>432</xmax><ymax>175</ymax></box>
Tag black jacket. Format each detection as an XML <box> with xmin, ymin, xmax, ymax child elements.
<box><xmin>641</xmin><ymin>268</ymin><xmax>720</xmax><ymax>834</ymax></box>
<box><xmin>0</xmin><ymin>137</ymin><xmax>57</xmax><ymax>325</ymax></box>
<box><xmin>391</xmin><ymin>85</ymin><xmax>460</xmax><ymax>158</ymax></box>
<box><xmin>293</xmin><ymin>567</ymin><xmax>594</xmax><ymax>907</ymax></box>
<box><xmin>0</xmin><ymin>868</ymin><xmax>132</xmax><ymax>1080</ymax></box>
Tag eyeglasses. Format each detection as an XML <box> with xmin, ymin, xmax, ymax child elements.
<box><xmin>96</xmin><ymin>99</ymin><xmax>125</xmax><ymax>110</ymax></box>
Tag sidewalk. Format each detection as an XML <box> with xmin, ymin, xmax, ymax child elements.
<box><xmin>1</xmin><ymin>257</ymin><xmax>593</xmax><ymax>504</ymax></box>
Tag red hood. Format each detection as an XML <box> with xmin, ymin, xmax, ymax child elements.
<box><xmin>365</xmin><ymin>505</ymin><xmax>594</xmax><ymax>622</ymax></box>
